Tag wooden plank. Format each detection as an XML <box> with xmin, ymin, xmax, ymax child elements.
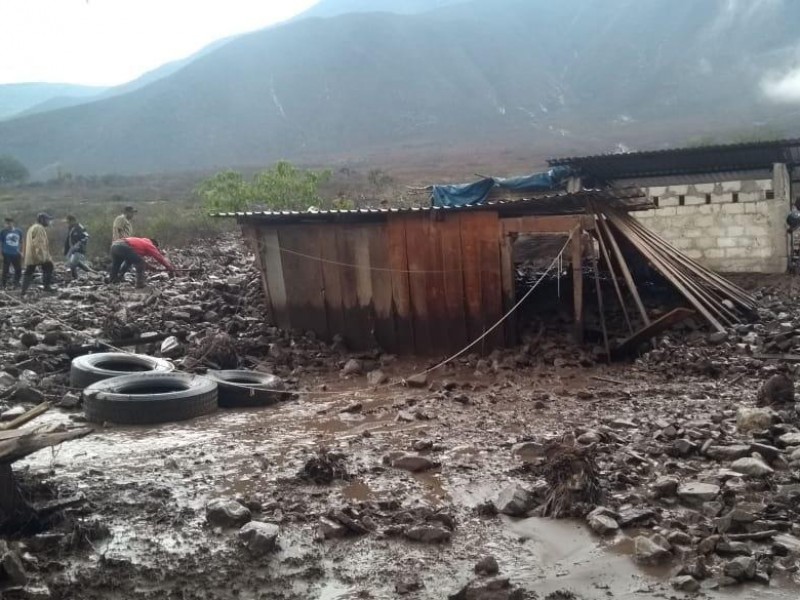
<box><xmin>336</xmin><ymin>225</ymin><xmax>372</xmax><ymax>350</ymax></box>
<box><xmin>387</xmin><ymin>216</ymin><xmax>415</xmax><ymax>353</ymax></box>
<box><xmin>501</xmin><ymin>215</ymin><xmax>586</xmax><ymax>235</ymax></box>
<box><xmin>260</xmin><ymin>228</ymin><xmax>290</xmax><ymax>330</ymax></box>
<box><xmin>319</xmin><ymin>227</ymin><xmax>346</xmax><ymax>342</ymax></box>
<box><xmin>477</xmin><ymin>214</ymin><xmax>505</xmax><ymax>350</ymax></box>
<box><xmin>439</xmin><ymin>213</ymin><xmax>468</xmax><ymax>352</ymax></box>
<box><xmin>277</xmin><ymin>226</ymin><xmax>328</xmax><ymax>337</ymax></box>
<box><xmin>499</xmin><ymin>232</ymin><xmax>516</xmax><ymax>346</ymax></box>
<box><xmin>571</xmin><ymin>229</ymin><xmax>584</xmax><ymax>343</ymax></box>
<box><xmin>611</xmin><ymin>308</ymin><xmax>696</xmax><ymax>358</ymax></box>
<box><xmin>592</xmin><ymin>254</ymin><xmax>610</xmax><ymax>360</ymax></box>
<box><xmin>595</xmin><ymin>212</ymin><xmax>650</xmax><ymax>327</ymax></box>
<box><xmin>459</xmin><ymin>213</ymin><xmax>486</xmax><ymax>347</ymax></box>
<box><xmin>367</xmin><ymin>223</ymin><xmax>397</xmax><ymax>351</ymax></box>
<box><xmin>591</xmin><ymin>212</ymin><xmax>633</xmax><ymax>335</ymax></box>
<box><xmin>423</xmin><ymin>216</ymin><xmax>451</xmax><ymax>355</ymax></box>
<box><xmin>403</xmin><ymin>216</ymin><xmax>434</xmax><ymax>354</ymax></box>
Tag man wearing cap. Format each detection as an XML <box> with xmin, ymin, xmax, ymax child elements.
<box><xmin>64</xmin><ymin>214</ymin><xmax>93</xmax><ymax>280</ymax></box>
<box><xmin>1</xmin><ymin>217</ymin><xmax>24</xmax><ymax>288</ymax></box>
<box><xmin>21</xmin><ymin>213</ymin><xmax>54</xmax><ymax>296</ymax></box>
<box><xmin>109</xmin><ymin>237</ymin><xmax>175</xmax><ymax>288</ymax></box>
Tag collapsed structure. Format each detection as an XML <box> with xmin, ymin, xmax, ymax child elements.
<box><xmin>221</xmin><ymin>183</ymin><xmax>756</xmax><ymax>355</ymax></box>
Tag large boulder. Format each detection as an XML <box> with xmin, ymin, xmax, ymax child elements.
<box><xmin>757</xmin><ymin>373</ymin><xmax>794</xmax><ymax>406</ymax></box>
<box><xmin>736</xmin><ymin>407</ymin><xmax>775</xmax><ymax>433</ymax></box>
<box><xmin>677</xmin><ymin>482</ymin><xmax>720</xmax><ymax>505</ymax></box>
<box><xmin>238</xmin><ymin>521</ymin><xmax>280</xmax><ymax>556</ymax></box>
<box><xmin>633</xmin><ymin>535</ymin><xmax>671</xmax><ymax>565</ymax></box>
<box><xmin>730</xmin><ymin>456</ymin><xmax>773</xmax><ymax>477</ymax></box>
<box><xmin>495</xmin><ymin>485</ymin><xmax>535</xmax><ymax>517</ymax></box>
<box><xmin>206</xmin><ymin>498</ymin><xmax>252</xmax><ymax>528</ymax></box>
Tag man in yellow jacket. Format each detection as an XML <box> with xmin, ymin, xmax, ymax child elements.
<box><xmin>21</xmin><ymin>213</ymin><xmax>54</xmax><ymax>296</ymax></box>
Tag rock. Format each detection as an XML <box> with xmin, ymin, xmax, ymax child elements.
<box><xmin>617</xmin><ymin>507</ymin><xmax>656</xmax><ymax>527</ymax></box>
<box><xmin>238</xmin><ymin>521</ymin><xmax>280</xmax><ymax>556</ymax></box>
<box><xmin>667</xmin><ymin>531</ymin><xmax>693</xmax><ymax>546</ymax></box>
<box><xmin>730</xmin><ymin>456</ymin><xmax>774</xmax><ymax>477</ymax></box>
<box><xmin>677</xmin><ymin>482</ymin><xmax>720</xmax><ymax>505</ymax></box>
<box><xmin>405</xmin><ymin>373</ymin><xmax>428</xmax><ymax>388</ymax></box>
<box><xmin>778</xmin><ymin>432</ymin><xmax>800</xmax><ymax>447</ymax></box>
<box><xmin>367</xmin><ymin>369</ymin><xmax>388</xmax><ymax>385</ymax></box>
<box><xmin>391</xmin><ymin>453</ymin><xmax>436</xmax><ymax>472</ymax></box>
<box><xmin>206</xmin><ymin>498</ymin><xmax>251</xmax><ymax>527</ymax></box>
<box><xmin>633</xmin><ymin>535</ymin><xmax>671</xmax><ymax>565</ymax></box>
<box><xmin>736</xmin><ymin>407</ymin><xmax>775</xmax><ymax>433</ymax></box>
<box><xmin>396</xmin><ymin>576</ymin><xmax>423</xmax><ymax>595</ymax></box>
<box><xmin>723</xmin><ymin>556</ymin><xmax>756</xmax><ymax>581</ymax></box>
<box><xmin>671</xmin><ymin>575</ymin><xmax>700</xmax><ymax>592</ymax></box>
<box><xmin>749</xmin><ymin>443</ymin><xmax>781</xmax><ymax>462</ymax></box>
<box><xmin>0</xmin><ymin>371</ymin><xmax>16</xmax><ymax>390</ymax></box>
<box><xmin>705</xmin><ymin>445</ymin><xmax>752</xmax><ymax>461</ymax></box>
<box><xmin>160</xmin><ymin>336</ymin><xmax>183</xmax><ymax>358</ymax></box>
<box><xmin>576</xmin><ymin>430</ymin><xmax>601</xmax><ymax>445</ymax></box>
<box><xmin>1</xmin><ymin>405</ymin><xmax>26</xmax><ymax>421</ymax></box>
<box><xmin>341</xmin><ymin>359</ymin><xmax>363</xmax><ymax>376</ymax></box>
<box><xmin>772</xmin><ymin>533</ymin><xmax>800</xmax><ymax>555</ymax></box>
<box><xmin>318</xmin><ymin>517</ymin><xmax>348</xmax><ymax>539</ymax></box>
<box><xmin>495</xmin><ymin>485</ymin><xmax>535</xmax><ymax>517</ymax></box>
<box><xmin>11</xmin><ymin>384</ymin><xmax>45</xmax><ymax>404</ymax></box>
<box><xmin>716</xmin><ymin>540</ymin><xmax>752</xmax><ymax>556</ymax></box>
<box><xmin>340</xmin><ymin>402</ymin><xmax>363</xmax><ymax>414</ymax></box>
<box><xmin>474</xmin><ymin>555</ymin><xmax>500</xmax><ymax>576</ymax></box>
<box><xmin>588</xmin><ymin>514</ymin><xmax>619</xmax><ymax>536</ymax></box>
<box><xmin>757</xmin><ymin>373</ymin><xmax>794</xmax><ymax>405</ymax></box>
<box><xmin>404</xmin><ymin>525</ymin><xmax>451</xmax><ymax>543</ymax></box>
<box><xmin>19</xmin><ymin>332</ymin><xmax>39</xmax><ymax>348</ymax></box>
<box><xmin>652</xmin><ymin>476</ymin><xmax>679</xmax><ymax>498</ymax></box>
<box><xmin>708</xmin><ymin>331</ymin><xmax>728</xmax><ymax>344</ymax></box>
<box><xmin>448</xmin><ymin>577</ymin><xmax>525</xmax><ymax>600</ymax></box>
<box><xmin>59</xmin><ymin>392</ymin><xmax>81</xmax><ymax>409</ymax></box>
<box><xmin>1</xmin><ymin>548</ymin><xmax>28</xmax><ymax>585</ymax></box>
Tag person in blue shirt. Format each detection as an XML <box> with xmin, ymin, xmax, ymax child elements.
<box><xmin>0</xmin><ymin>217</ymin><xmax>24</xmax><ymax>288</ymax></box>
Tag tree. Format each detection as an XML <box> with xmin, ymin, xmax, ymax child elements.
<box><xmin>0</xmin><ymin>155</ymin><xmax>29</xmax><ymax>185</ymax></box>
<box><xmin>197</xmin><ymin>161</ymin><xmax>333</xmax><ymax>212</ymax></box>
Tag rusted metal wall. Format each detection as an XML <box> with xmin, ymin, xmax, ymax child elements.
<box><xmin>242</xmin><ymin>211</ymin><xmax>509</xmax><ymax>354</ymax></box>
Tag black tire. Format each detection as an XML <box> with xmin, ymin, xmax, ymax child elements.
<box><xmin>83</xmin><ymin>373</ymin><xmax>218</xmax><ymax>425</ymax></box>
<box><xmin>70</xmin><ymin>352</ymin><xmax>175</xmax><ymax>389</ymax></box>
<box><xmin>206</xmin><ymin>370</ymin><xmax>288</xmax><ymax>408</ymax></box>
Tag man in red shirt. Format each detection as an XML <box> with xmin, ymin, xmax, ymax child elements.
<box><xmin>109</xmin><ymin>237</ymin><xmax>175</xmax><ymax>288</ymax></box>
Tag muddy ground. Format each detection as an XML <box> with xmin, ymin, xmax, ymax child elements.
<box><xmin>2</xmin><ymin>238</ymin><xmax>800</xmax><ymax>599</ymax></box>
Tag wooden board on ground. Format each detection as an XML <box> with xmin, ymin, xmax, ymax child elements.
<box><xmin>611</xmin><ymin>307</ymin><xmax>696</xmax><ymax>359</ymax></box>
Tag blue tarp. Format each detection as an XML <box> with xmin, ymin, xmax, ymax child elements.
<box><xmin>430</xmin><ymin>166</ymin><xmax>573</xmax><ymax>208</ymax></box>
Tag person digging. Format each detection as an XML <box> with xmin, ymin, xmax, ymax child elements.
<box><xmin>64</xmin><ymin>214</ymin><xmax>95</xmax><ymax>280</ymax></box>
<box><xmin>21</xmin><ymin>213</ymin><xmax>55</xmax><ymax>297</ymax></box>
<box><xmin>109</xmin><ymin>237</ymin><xmax>175</xmax><ymax>288</ymax></box>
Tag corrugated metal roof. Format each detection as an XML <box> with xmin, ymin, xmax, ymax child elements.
<box><xmin>213</xmin><ymin>189</ymin><xmax>646</xmax><ymax>224</ymax></box>
<box><xmin>548</xmin><ymin>138</ymin><xmax>800</xmax><ymax>181</ymax></box>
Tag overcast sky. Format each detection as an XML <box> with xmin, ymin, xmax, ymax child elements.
<box><xmin>0</xmin><ymin>0</ymin><xmax>317</xmax><ymax>87</ymax></box>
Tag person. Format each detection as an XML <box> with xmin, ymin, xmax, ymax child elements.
<box><xmin>109</xmin><ymin>237</ymin><xmax>175</xmax><ymax>288</ymax></box>
<box><xmin>21</xmin><ymin>213</ymin><xmax>54</xmax><ymax>296</ymax></box>
<box><xmin>112</xmin><ymin>205</ymin><xmax>136</xmax><ymax>279</ymax></box>
<box><xmin>112</xmin><ymin>205</ymin><xmax>136</xmax><ymax>241</ymax></box>
<box><xmin>1</xmin><ymin>217</ymin><xmax>24</xmax><ymax>289</ymax></box>
<box><xmin>64</xmin><ymin>214</ymin><xmax>93</xmax><ymax>280</ymax></box>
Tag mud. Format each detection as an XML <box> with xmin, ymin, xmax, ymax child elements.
<box><xmin>2</xmin><ymin>238</ymin><xmax>800</xmax><ymax>599</ymax></box>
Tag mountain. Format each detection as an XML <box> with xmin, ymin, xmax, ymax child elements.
<box><xmin>1</xmin><ymin>0</ymin><xmax>800</xmax><ymax>176</ymax></box>
<box><xmin>299</xmin><ymin>0</ymin><xmax>468</xmax><ymax>18</ymax></box>
<box><xmin>0</xmin><ymin>83</ymin><xmax>107</xmax><ymax>120</ymax></box>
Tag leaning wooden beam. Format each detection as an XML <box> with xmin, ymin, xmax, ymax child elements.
<box><xmin>572</xmin><ymin>230</ymin><xmax>584</xmax><ymax>343</ymax></box>
<box><xmin>605</xmin><ymin>213</ymin><xmax>729</xmax><ymax>331</ymax></box>
<box><xmin>593</xmin><ymin>206</ymin><xmax>650</xmax><ymax>326</ymax></box>
<box><xmin>592</xmin><ymin>254</ymin><xmax>611</xmax><ymax>360</ymax></box>
<box><xmin>0</xmin><ymin>402</ymin><xmax>51</xmax><ymax>432</ymax></box>
<box><xmin>611</xmin><ymin>308</ymin><xmax>696</xmax><ymax>358</ymax></box>
<box><xmin>590</xmin><ymin>209</ymin><xmax>633</xmax><ymax>334</ymax></box>
<box><xmin>0</xmin><ymin>428</ymin><xmax>93</xmax><ymax>464</ymax></box>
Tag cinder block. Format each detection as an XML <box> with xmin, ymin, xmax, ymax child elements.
<box><xmin>675</xmin><ymin>206</ymin><xmax>697</xmax><ymax>216</ymax></box>
<box><xmin>694</xmin><ymin>216</ymin><xmax>715</xmax><ymax>227</ymax></box>
<box><xmin>725</xmin><ymin>247</ymin><xmax>749</xmax><ymax>258</ymax></box>
<box><xmin>684</xmin><ymin>228</ymin><xmax>703</xmax><ymax>238</ymax></box>
<box><xmin>692</xmin><ymin>183</ymin><xmax>715</xmax><ymax>194</ymax></box>
<box><xmin>670</xmin><ymin>238</ymin><xmax>692</xmax><ymax>250</ymax></box>
<box><xmin>704</xmin><ymin>248</ymin><xmax>725</xmax><ymax>259</ymax></box>
<box><xmin>727</xmin><ymin>226</ymin><xmax>745</xmax><ymax>236</ymax></box>
<box><xmin>710</xmin><ymin>193</ymin><xmax>728</xmax><ymax>204</ymax></box>
<box><xmin>684</xmin><ymin>195</ymin><xmax>706</xmax><ymax>206</ymax></box>
<box><xmin>718</xmin><ymin>237</ymin><xmax>738</xmax><ymax>248</ymax></box>
<box><xmin>745</xmin><ymin>226</ymin><xmax>768</xmax><ymax>237</ymax></box>
<box><xmin>684</xmin><ymin>249</ymin><xmax>703</xmax><ymax>259</ymax></box>
<box><xmin>750</xmin><ymin>247</ymin><xmax>773</xmax><ymax>258</ymax></box>
<box><xmin>724</xmin><ymin>204</ymin><xmax>745</xmax><ymax>214</ymax></box>
<box><xmin>659</xmin><ymin>197</ymin><xmax>679</xmax><ymax>208</ymax></box>
<box><xmin>697</xmin><ymin>204</ymin><xmax>713</xmax><ymax>215</ymax></box>
<box><xmin>693</xmin><ymin>237</ymin><xmax>716</xmax><ymax>249</ymax></box>
<box><xmin>657</xmin><ymin>207</ymin><xmax>677</xmax><ymax>217</ymax></box>
<box><xmin>721</xmin><ymin>181</ymin><xmax>743</xmax><ymax>193</ymax></box>
<box><xmin>738</xmin><ymin>192</ymin><xmax>759</xmax><ymax>203</ymax></box>
<box><xmin>705</xmin><ymin>226</ymin><xmax>726</xmax><ymax>237</ymax></box>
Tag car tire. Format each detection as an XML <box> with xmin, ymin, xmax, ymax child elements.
<box><xmin>70</xmin><ymin>352</ymin><xmax>175</xmax><ymax>389</ymax></box>
<box><xmin>83</xmin><ymin>372</ymin><xmax>218</xmax><ymax>425</ymax></box>
<box><xmin>205</xmin><ymin>370</ymin><xmax>288</xmax><ymax>408</ymax></box>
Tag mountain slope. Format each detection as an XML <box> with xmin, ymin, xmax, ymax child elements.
<box><xmin>0</xmin><ymin>83</ymin><xmax>107</xmax><ymax>120</ymax></box>
<box><xmin>1</xmin><ymin>0</ymin><xmax>799</xmax><ymax>175</ymax></box>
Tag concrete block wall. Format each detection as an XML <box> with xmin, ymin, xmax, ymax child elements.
<box><xmin>632</xmin><ymin>175</ymin><xmax>788</xmax><ymax>273</ymax></box>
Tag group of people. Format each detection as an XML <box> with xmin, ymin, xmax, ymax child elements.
<box><xmin>0</xmin><ymin>206</ymin><xmax>176</xmax><ymax>296</ymax></box>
